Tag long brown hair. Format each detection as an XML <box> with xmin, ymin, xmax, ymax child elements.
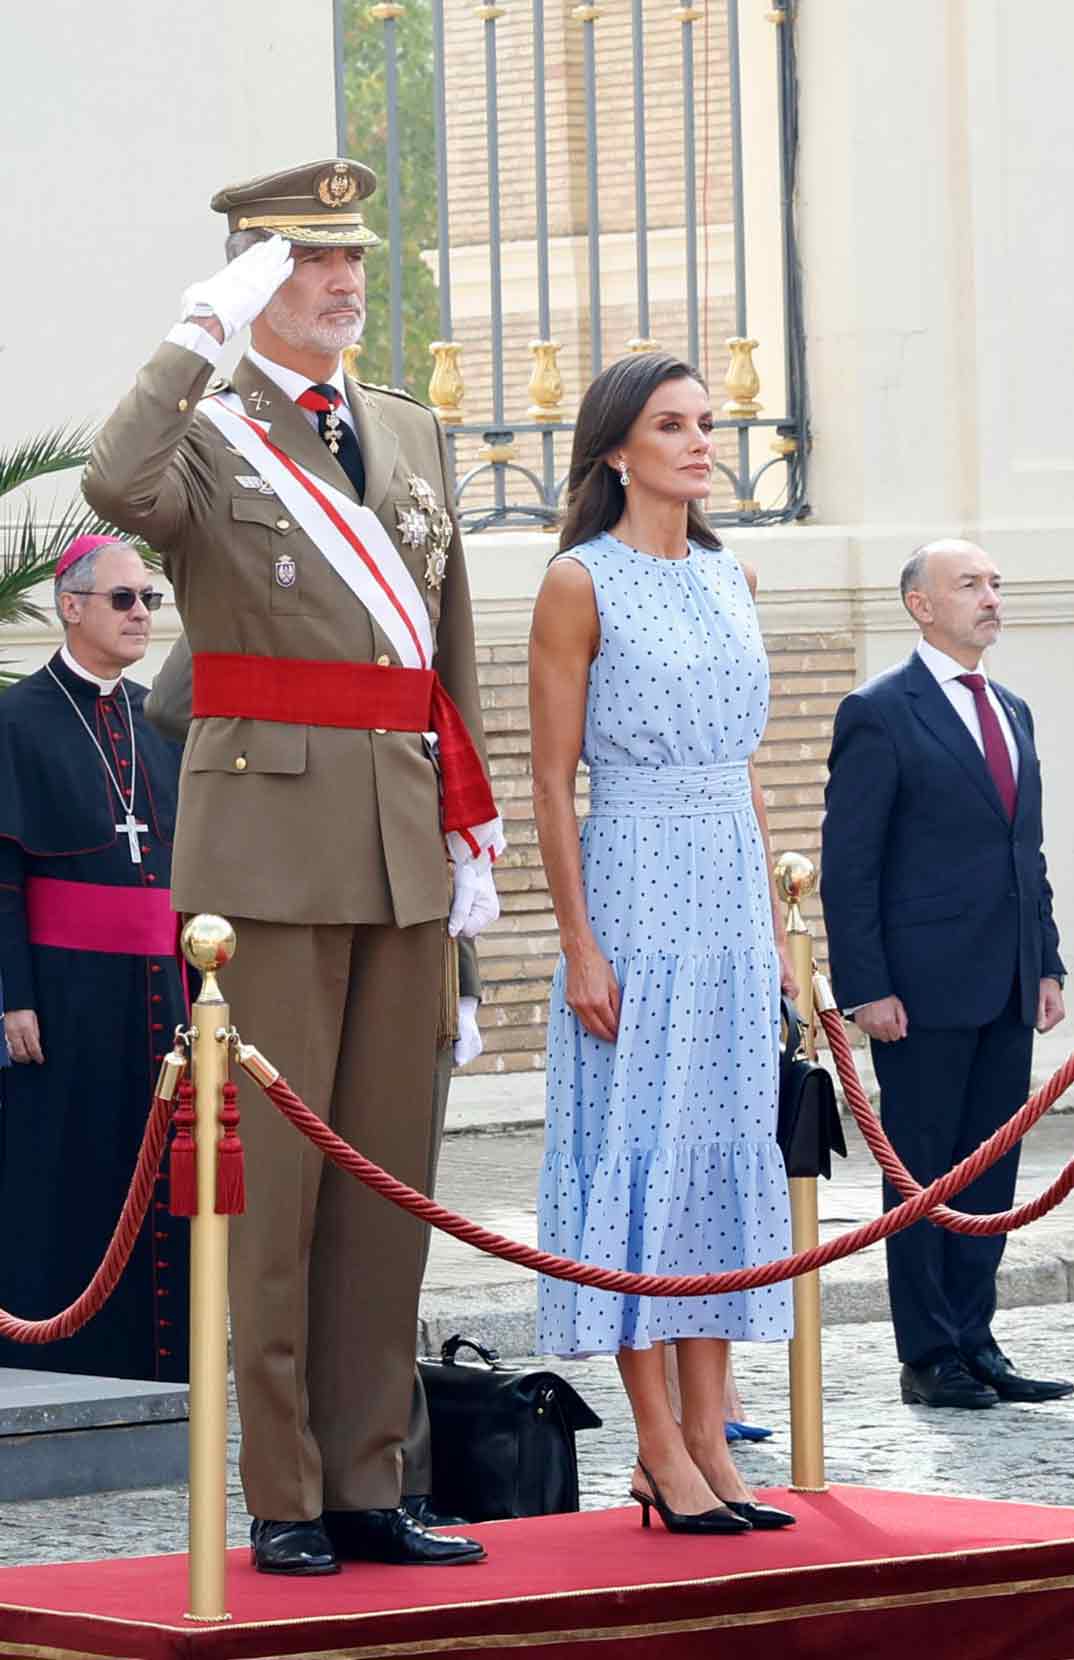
<box><xmin>558</xmin><ymin>354</ymin><xmax>722</xmax><ymax>553</ymax></box>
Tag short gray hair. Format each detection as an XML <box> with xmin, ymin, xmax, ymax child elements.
<box><xmin>900</xmin><ymin>545</ymin><xmax>931</xmax><ymax>607</ymax></box>
<box><xmin>54</xmin><ymin>547</ymin><xmax>107</xmax><ymax>620</ymax></box>
<box><xmin>225</xmin><ymin>228</ymin><xmax>268</xmax><ymax>262</ymax></box>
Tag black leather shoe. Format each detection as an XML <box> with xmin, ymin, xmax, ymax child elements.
<box><xmin>963</xmin><ymin>1343</ymin><xmax>1074</xmax><ymax>1403</ymax></box>
<box><xmin>324</xmin><ymin>1507</ymin><xmax>486</xmax><ymax>1565</ymax></box>
<box><xmin>722</xmin><ymin>1499</ymin><xmax>796</xmax><ymax>1530</ymax></box>
<box><xmin>900</xmin><ymin>1356</ymin><xmax>998</xmax><ymax>1409</ymax></box>
<box><xmin>402</xmin><ymin>1493</ymin><xmax>470</xmax><ymax>1529</ymax></box>
<box><xmin>249</xmin><ymin>1517</ymin><xmax>340</xmax><ymax>1575</ymax></box>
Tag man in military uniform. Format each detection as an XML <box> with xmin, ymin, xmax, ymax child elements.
<box><xmin>85</xmin><ymin>159</ymin><xmax>502</xmax><ymax>1575</ymax></box>
<box><xmin>144</xmin><ymin>631</ymin><xmax>485</xmax><ymax>1530</ymax></box>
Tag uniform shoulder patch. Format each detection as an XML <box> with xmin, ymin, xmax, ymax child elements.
<box><xmin>356</xmin><ymin>379</ymin><xmax>427</xmax><ymax>410</ymax></box>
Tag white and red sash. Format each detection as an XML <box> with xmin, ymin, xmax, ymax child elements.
<box><xmin>198</xmin><ymin>391</ymin><xmax>503</xmax><ymax>865</ymax></box>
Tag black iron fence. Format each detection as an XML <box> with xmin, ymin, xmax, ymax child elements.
<box><xmin>336</xmin><ymin>0</ymin><xmax>807</xmax><ymax>531</ymax></box>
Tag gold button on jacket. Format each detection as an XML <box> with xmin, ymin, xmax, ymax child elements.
<box><xmin>85</xmin><ymin>347</ymin><xmax>487</xmax><ymax>929</ymax></box>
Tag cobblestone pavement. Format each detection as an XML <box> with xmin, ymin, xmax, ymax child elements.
<box><xmin>3</xmin><ymin>1303</ymin><xmax>1074</xmax><ymax>1567</ymax></box>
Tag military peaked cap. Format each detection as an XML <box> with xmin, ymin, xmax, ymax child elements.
<box><xmin>210</xmin><ymin>158</ymin><xmax>380</xmax><ymax>247</ymax></box>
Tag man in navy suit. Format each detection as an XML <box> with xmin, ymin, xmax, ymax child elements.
<box><xmin>822</xmin><ymin>540</ymin><xmax>1071</xmax><ymax>1409</ymax></box>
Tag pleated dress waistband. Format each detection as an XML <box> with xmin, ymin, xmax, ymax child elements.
<box><xmin>587</xmin><ymin>760</ymin><xmax>752</xmax><ymax>817</ymax></box>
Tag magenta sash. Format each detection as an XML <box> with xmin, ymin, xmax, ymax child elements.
<box><xmin>25</xmin><ymin>877</ymin><xmax>178</xmax><ymax>957</ymax></box>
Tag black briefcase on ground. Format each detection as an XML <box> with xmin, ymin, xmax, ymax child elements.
<box><xmin>777</xmin><ymin>997</ymin><xmax>847</xmax><ymax>1179</ymax></box>
<box><xmin>417</xmin><ymin>1335</ymin><xmax>602</xmax><ymax>1522</ymax></box>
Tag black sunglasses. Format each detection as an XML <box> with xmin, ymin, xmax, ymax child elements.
<box><xmin>68</xmin><ymin>587</ymin><xmax>164</xmax><ymax>612</ymax></box>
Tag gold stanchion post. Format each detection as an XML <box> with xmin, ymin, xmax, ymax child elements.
<box><xmin>180</xmin><ymin>914</ymin><xmax>238</xmax><ymax>1623</ymax></box>
<box><xmin>774</xmin><ymin>853</ymin><xmax>827</xmax><ymax>1493</ymax></box>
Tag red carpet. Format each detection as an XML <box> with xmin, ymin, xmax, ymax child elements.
<box><xmin>2</xmin><ymin>1487</ymin><xmax>1074</xmax><ymax>1659</ymax></box>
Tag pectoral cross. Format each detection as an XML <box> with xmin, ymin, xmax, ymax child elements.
<box><xmin>117</xmin><ymin>812</ymin><xmax>149</xmax><ymax>864</ymax></box>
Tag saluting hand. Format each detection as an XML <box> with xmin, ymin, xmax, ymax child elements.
<box><xmin>4</xmin><ymin>1009</ymin><xmax>44</xmax><ymax>1065</ymax></box>
<box><xmin>180</xmin><ymin>234</ymin><xmax>294</xmax><ymax>343</ymax></box>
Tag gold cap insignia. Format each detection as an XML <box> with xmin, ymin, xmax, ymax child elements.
<box><xmin>317</xmin><ymin>163</ymin><xmax>359</xmax><ymax>209</ymax></box>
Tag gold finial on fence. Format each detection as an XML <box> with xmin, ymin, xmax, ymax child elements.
<box><xmin>626</xmin><ymin>337</ymin><xmax>660</xmax><ymax>354</ymax></box>
<box><xmin>370</xmin><ymin>1</ymin><xmax>405</xmax><ymax>16</ymax></box>
<box><xmin>428</xmin><ymin>341</ymin><xmax>465</xmax><ymax>425</ymax></box>
<box><xmin>528</xmin><ymin>340</ymin><xmax>564</xmax><ymax>421</ymax></box>
<box><xmin>479</xmin><ymin>436</ymin><xmax>518</xmax><ymax>464</ymax></box>
<box><xmin>770</xmin><ymin>431</ymin><xmax>799</xmax><ymax>458</ymax></box>
<box><xmin>474</xmin><ymin>3</ymin><xmax>504</xmax><ymax>16</ymax></box>
<box><xmin>723</xmin><ymin>335</ymin><xmax>763</xmax><ymax>419</ymax></box>
<box><xmin>676</xmin><ymin>5</ymin><xmax>704</xmax><ymax>20</ymax></box>
<box><xmin>341</xmin><ymin>344</ymin><xmax>363</xmax><ymax>380</ymax></box>
<box><xmin>571</xmin><ymin>3</ymin><xmax>602</xmax><ymax>19</ymax></box>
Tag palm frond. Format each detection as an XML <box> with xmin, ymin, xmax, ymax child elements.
<box><xmin>0</xmin><ymin>501</ymin><xmax>160</xmax><ymax>629</ymax></box>
<box><xmin>0</xmin><ymin>424</ymin><xmax>97</xmax><ymax>500</ymax></box>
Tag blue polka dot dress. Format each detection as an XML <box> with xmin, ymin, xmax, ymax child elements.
<box><xmin>537</xmin><ymin>531</ymin><xmax>793</xmax><ymax>1355</ymax></box>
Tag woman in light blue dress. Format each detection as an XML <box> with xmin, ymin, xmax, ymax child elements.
<box><xmin>529</xmin><ymin>354</ymin><xmax>796</xmax><ymax>1535</ymax></box>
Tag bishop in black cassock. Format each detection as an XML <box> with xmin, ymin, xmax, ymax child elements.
<box><xmin>0</xmin><ymin>536</ymin><xmax>189</xmax><ymax>1382</ymax></box>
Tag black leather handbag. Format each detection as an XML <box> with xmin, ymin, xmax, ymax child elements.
<box><xmin>417</xmin><ymin>1335</ymin><xmax>602</xmax><ymax>1522</ymax></box>
<box><xmin>777</xmin><ymin>997</ymin><xmax>847</xmax><ymax>1179</ymax></box>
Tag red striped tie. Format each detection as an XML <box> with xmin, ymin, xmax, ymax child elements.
<box><xmin>956</xmin><ymin>673</ymin><xmax>1017</xmax><ymax>819</ymax></box>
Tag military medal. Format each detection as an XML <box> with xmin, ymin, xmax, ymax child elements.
<box><xmin>402</xmin><ymin>475</ymin><xmax>452</xmax><ymax>590</ymax></box>
<box><xmin>398</xmin><ymin>506</ymin><xmax>430</xmax><ymax>548</ymax></box>
<box><xmin>323</xmin><ymin>405</ymin><xmax>343</xmax><ymax>456</ymax></box>
<box><xmin>274</xmin><ymin>555</ymin><xmax>297</xmax><ymax>588</ymax></box>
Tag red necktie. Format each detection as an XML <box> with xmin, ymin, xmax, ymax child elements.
<box><xmin>296</xmin><ymin>384</ymin><xmax>365</xmax><ymax>500</ymax></box>
<box><xmin>956</xmin><ymin>673</ymin><xmax>1017</xmax><ymax>819</ymax></box>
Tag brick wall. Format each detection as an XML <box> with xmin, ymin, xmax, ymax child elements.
<box><xmin>467</xmin><ymin>625</ymin><xmax>855</xmax><ymax>1072</ymax></box>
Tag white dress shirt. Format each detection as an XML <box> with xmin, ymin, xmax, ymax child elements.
<box><xmin>245</xmin><ymin>346</ymin><xmax>356</xmax><ymax>437</ymax></box>
<box><xmin>916</xmin><ymin>639</ymin><xmax>1019</xmax><ymax>780</ymax></box>
<box><xmin>163</xmin><ymin>328</ymin><xmax>356</xmax><ymax>438</ymax></box>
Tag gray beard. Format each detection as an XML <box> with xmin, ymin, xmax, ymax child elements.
<box><xmin>264</xmin><ymin>293</ymin><xmax>366</xmax><ymax>354</ymax></box>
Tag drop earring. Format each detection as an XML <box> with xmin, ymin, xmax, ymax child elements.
<box><xmin>618</xmin><ymin>460</ymin><xmax>631</xmax><ymax>487</ymax></box>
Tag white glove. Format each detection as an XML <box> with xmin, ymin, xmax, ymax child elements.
<box><xmin>453</xmin><ymin>996</ymin><xmax>483</xmax><ymax>1067</ymax></box>
<box><xmin>180</xmin><ymin>235</ymin><xmax>294</xmax><ymax>342</ymax></box>
<box><xmin>448</xmin><ymin>856</ymin><xmax>500</xmax><ymax>939</ymax></box>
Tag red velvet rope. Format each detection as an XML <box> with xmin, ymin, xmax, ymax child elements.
<box><xmin>257</xmin><ymin>1040</ymin><xmax>1074</xmax><ymax>1296</ymax></box>
<box><xmin>0</xmin><ymin>1089</ymin><xmax>175</xmax><ymax>1343</ymax></box>
<box><xmin>817</xmin><ymin>1006</ymin><xmax>1074</xmax><ymax>1233</ymax></box>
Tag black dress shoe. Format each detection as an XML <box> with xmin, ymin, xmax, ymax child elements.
<box><xmin>249</xmin><ymin>1517</ymin><xmax>340</xmax><ymax>1575</ymax></box>
<box><xmin>900</xmin><ymin>1356</ymin><xmax>998</xmax><ymax>1409</ymax></box>
<box><xmin>722</xmin><ymin>1499</ymin><xmax>796</xmax><ymax>1530</ymax></box>
<box><xmin>402</xmin><ymin>1493</ymin><xmax>470</xmax><ymax>1529</ymax></box>
<box><xmin>963</xmin><ymin>1343</ymin><xmax>1074</xmax><ymax>1403</ymax></box>
<box><xmin>324</xmin><ymin>1507</ymin><xmax>486</xmax><ymax>1565</ymax></box>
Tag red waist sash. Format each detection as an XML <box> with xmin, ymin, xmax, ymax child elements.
<box><xmin>26</xmin><ymin>878</ymin><xmax>178</xmax><ymax>957</ymax></box>
<box><xmin>191</xmin><ymin>652</ymin><xmax>497</xmax><ymax>838</ymax></box>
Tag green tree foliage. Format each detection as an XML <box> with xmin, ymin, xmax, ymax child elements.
<box><xmin>342</xmin><ymin>0</ymin><xmax>440</xmax><ymax>395</ymax></box>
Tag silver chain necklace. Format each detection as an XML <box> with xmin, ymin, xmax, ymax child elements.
<box><xmin>45</xmin><ymin>663</ymin><xmax>148</xmax><ymax>864</ymax></box>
